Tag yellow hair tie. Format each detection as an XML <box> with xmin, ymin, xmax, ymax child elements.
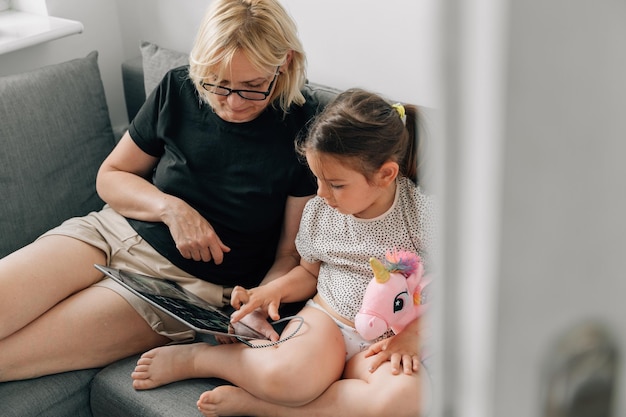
<box><xmin>392</xmin><ymin>103</ymin><xmax>407</xmax><ymax>125</ymax></box>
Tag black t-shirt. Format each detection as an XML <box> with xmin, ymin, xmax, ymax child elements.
<box><xmin>127</xmin><ymin>66</ymin><xmax>319</xmax><ymax>288</ymax></box>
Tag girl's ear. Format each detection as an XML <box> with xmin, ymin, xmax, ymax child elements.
<box><xmin>377</xmin><ymin>161</ymin><xmax>399</xmax><ymax>186</ymax></box>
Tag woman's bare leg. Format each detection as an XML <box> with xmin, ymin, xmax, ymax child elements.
<box><xmin>0</xmin><ymin>235</ymin><xmax>105</xmax><ymax>338</ymax></box>
<box><xmin>196</xmin><ymin>352</ymin><xmax>427</xmax><ymax>417</ymax></box>
<box><xmin>132</xmin><ymin>307</ymin><xmax>346</xmax><ymax>406</ymax></box>
<box><xmin>0</xmin><ymin>286</ymin><xmax>169</xmax><ymax>381</ymax></box>
<box><xmin>0</xmin><ymin>235</ymin><xmax>169</xmax><ymax>381</ymax></box>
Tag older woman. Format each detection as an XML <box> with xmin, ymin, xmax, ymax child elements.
<box><xmin>0</xmin><ymin>0</ymin><xmax>319</xmax><ymax>381</ymax></box>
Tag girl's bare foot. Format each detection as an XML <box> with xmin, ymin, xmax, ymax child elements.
<box><xmin>132</xmin><ymin>343</ymin><xmax>207</xmax><ymax>390</ymax></box>
<box><xmin>197</xmin><ymin>385</ymin><xmax>267</xmax><ymax>417</ymax></box>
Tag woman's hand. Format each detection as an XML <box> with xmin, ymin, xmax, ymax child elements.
<box><xmin>162</xmin><ymin>197</ymin><xmax>230</xmax><ymax>264</ymax></box>
<box><xmin>364</xmin><ymin>324</ymin><xmax>421</xmax><ymax>375</ymax></box>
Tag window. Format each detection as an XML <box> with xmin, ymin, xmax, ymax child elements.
<box><xmin>0</xmin><ymin>0</ymin><xmax>83</xmax><ymax>55</ymax></box>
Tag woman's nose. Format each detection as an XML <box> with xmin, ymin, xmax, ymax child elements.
<box><xmin>227</xmin><ymin>93</ymin><xmax>246</xmax><ymax>107</ymax></box>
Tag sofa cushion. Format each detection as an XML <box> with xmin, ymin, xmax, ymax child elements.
<box><xmin>303</xmin><ymin>82</ymin><xmax>341</xmax><ymax>108</ymax></box>
<box><xmin>141</xmin><ymin>41</ymin><xmax>189</xmax><ymax>96</ymax></box>
<box><xmin>0</xmin><ymin>51</ymin><xmax>116</xmax><ymax>258</ymax></box>
<box><xmin>0</xmin><ymin>369</ymin><xmax>100</xmax><ymax>417</ymax></box>
<box><xmin>90</xmin><ymin>302</ymin><xmax>308</xmax><ymax>416</ymax></box>
<box><xmin>90</xmin><ymin>355</ymin><xmax>248</xmax><ymax>417</ymax></box>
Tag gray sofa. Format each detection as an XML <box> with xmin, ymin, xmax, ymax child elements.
<box><xmin>0</xmin><ymin>46</ymin><xmax>339</xmax><ymax>417</ymax></box>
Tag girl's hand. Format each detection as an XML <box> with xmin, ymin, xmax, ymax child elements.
<box><xmin>215</xmin><ymin>309</ymin><xmax>279</xmax><ymax>343</ymax></box>
<box><xmin>364</xmin><ymin>331</ymin><xmax>421</xmax><ymax>375</ymax></box>
<box><xmin>230</xmin><ymin>285</ymin><xmax>282</xmax><ymax>323</ymax></box>
<box><xmin>234</xmin><ymin>309</ymin><xmax>280</xmax><ymax>342</ymax></box>
<box><xmin>162</xmin><ymin>198</ymin><xmax>231</xmax><ymax>263</ymax></box>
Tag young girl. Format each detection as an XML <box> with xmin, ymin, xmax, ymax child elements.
<box><xmin>132</xmin><ymin>88</ymin><xmax>436</xmax><ymax>417</ymax></box>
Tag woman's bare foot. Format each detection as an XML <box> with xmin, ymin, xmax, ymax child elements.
<box><xmin>132</xmin><ymin>343</ymin><xmax>208</xmax><ymax>390</ymax></box>
<box><xmin>197</xmin><ymin>385</ymin><xmax>268</xmax><ymax>417</ymax></box>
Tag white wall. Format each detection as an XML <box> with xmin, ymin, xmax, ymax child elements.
<box><xmin>113</xmin><ymin>0</ymin><xmax>207</xmax><ymax>59</ymax></box>
<box><xmin>281</xmin><ymin>0</ymin><xmax>439</xmax><ymax>108</ymax></box>
<box><xmin>112</xmin><ymin>0</ymin><xmax>440</xmax><ymax>107</ymax></box>
<box><xmin>1</xmin><ymin>0</ymin><xmax>438</xmax><ymax>129</ymax></box>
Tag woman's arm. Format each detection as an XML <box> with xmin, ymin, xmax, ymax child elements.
<box><xmin>96</xmin><ymin>132</ymin><xmax>165</xmax><ymax>220</ymax></box>
<box><xmin>96</xmin><ymin>132</ymin><xmax>230</xmax><ymax>263</ymax></box>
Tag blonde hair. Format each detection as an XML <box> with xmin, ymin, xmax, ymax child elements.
<box><xmin>189</xmin><ymin>0</ymin><xmax>307</xmax><ymax>113</ymax></box>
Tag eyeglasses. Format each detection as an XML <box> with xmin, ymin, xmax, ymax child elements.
<box><xmin>201</xmin><ymin>67</ymin><xmax>280</xmax><ymax>101</ymax></box>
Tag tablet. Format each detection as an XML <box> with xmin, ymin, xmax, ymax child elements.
<box><xmin>94</xmin><ymin>264</ymin><xmax>266</xmax><ymax>340</ymax></box>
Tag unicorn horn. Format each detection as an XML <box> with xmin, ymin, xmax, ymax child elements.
<box><xmin>370</xmin><ymin>257</ymin><xmax>390</xmax><ymax>283</ymax></box>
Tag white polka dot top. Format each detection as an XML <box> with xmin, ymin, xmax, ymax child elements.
<box><xmin>295</xmin><ymin>176</ymin><xmax>437</xmax><ymax>322</ymax></box>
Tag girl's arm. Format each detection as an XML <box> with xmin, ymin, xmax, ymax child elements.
<box><xmin>230</xmin><ymin>257</ymin><xmax>320</xmax><ymax>323</ymax></box>
<box><xmin>229</xmin><ymin>195</ymin><xmax>315</xmax><ymax>328</ymax></box>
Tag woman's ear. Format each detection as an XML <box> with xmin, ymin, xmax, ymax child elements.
<box><xmin>280</xmin><ymin>50</ymin><xmax>293</xmax><ymax>73</ymax></box>
<box><xmin>376</xmin><ymin>161</ymin><xmax>399</xmax><ymax>186</ymax></box>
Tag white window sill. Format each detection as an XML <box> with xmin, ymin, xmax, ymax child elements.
<box><xmin>0</xmin><ymin>10</ymin><xmax>83</xmax><ymax>55</ymax></box>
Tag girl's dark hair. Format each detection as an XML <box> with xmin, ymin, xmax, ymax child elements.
<box><xmin>297</xmin><ymin>88</ymin><xmax>421</xmax><ymax>183</ymax></box>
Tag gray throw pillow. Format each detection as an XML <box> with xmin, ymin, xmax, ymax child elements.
<box><xmin>0</xmin><ymin>51</ymin><xmax>116</xmax><ymax>258</ymax></box>
<box><xmin>141</xmin><ymin>41</ymin><xmax>189</xmax><ymax>96</ymax></box>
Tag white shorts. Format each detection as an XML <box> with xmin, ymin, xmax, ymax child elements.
<box><xmin>305</xmin><ymin>299</ymin><xmax>372</xmax><ymax>361</ymax></box>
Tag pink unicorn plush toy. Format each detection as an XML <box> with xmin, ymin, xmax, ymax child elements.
<box><xmin>355</xmin><ymin>250</ymin><xmax>431</xmax><ymax>340</ymax></box>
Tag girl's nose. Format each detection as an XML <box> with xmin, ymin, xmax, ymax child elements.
<box><xmin>316</xmin><ymin>181</ymin><xmax>329</xmax><ymax>198</ymax></box>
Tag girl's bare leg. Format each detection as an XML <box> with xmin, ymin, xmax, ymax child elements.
<box><xmin>0</xmin><ymin>236</ymin><xmax>169</xmax><ymax>381</ymax></box>
<box><xmin>132</xmin><ymin>307</ymin><xmax>346</xmax><ymax>406</ymax></box>
<box><xmin>197</xmin><ymin>352</ymin><xmax>427</xmax><ymax>417</ymax></box>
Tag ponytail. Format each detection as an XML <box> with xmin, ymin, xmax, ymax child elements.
<box><xmin>402</xmin><ymin>104</ymin><xmax>421</xmax><ymax>184</ymax></box>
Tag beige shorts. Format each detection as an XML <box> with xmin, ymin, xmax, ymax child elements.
<box><xmin>39</xmin><ymin>205</ymin><xmax>232</xmax><ymax>342</ymax></box>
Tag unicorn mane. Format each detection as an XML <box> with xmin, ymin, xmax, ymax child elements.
<box><xmin>383</xmin><ymin>250</ymin><xmax>421</xmax><ymax>277</ymax></box>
